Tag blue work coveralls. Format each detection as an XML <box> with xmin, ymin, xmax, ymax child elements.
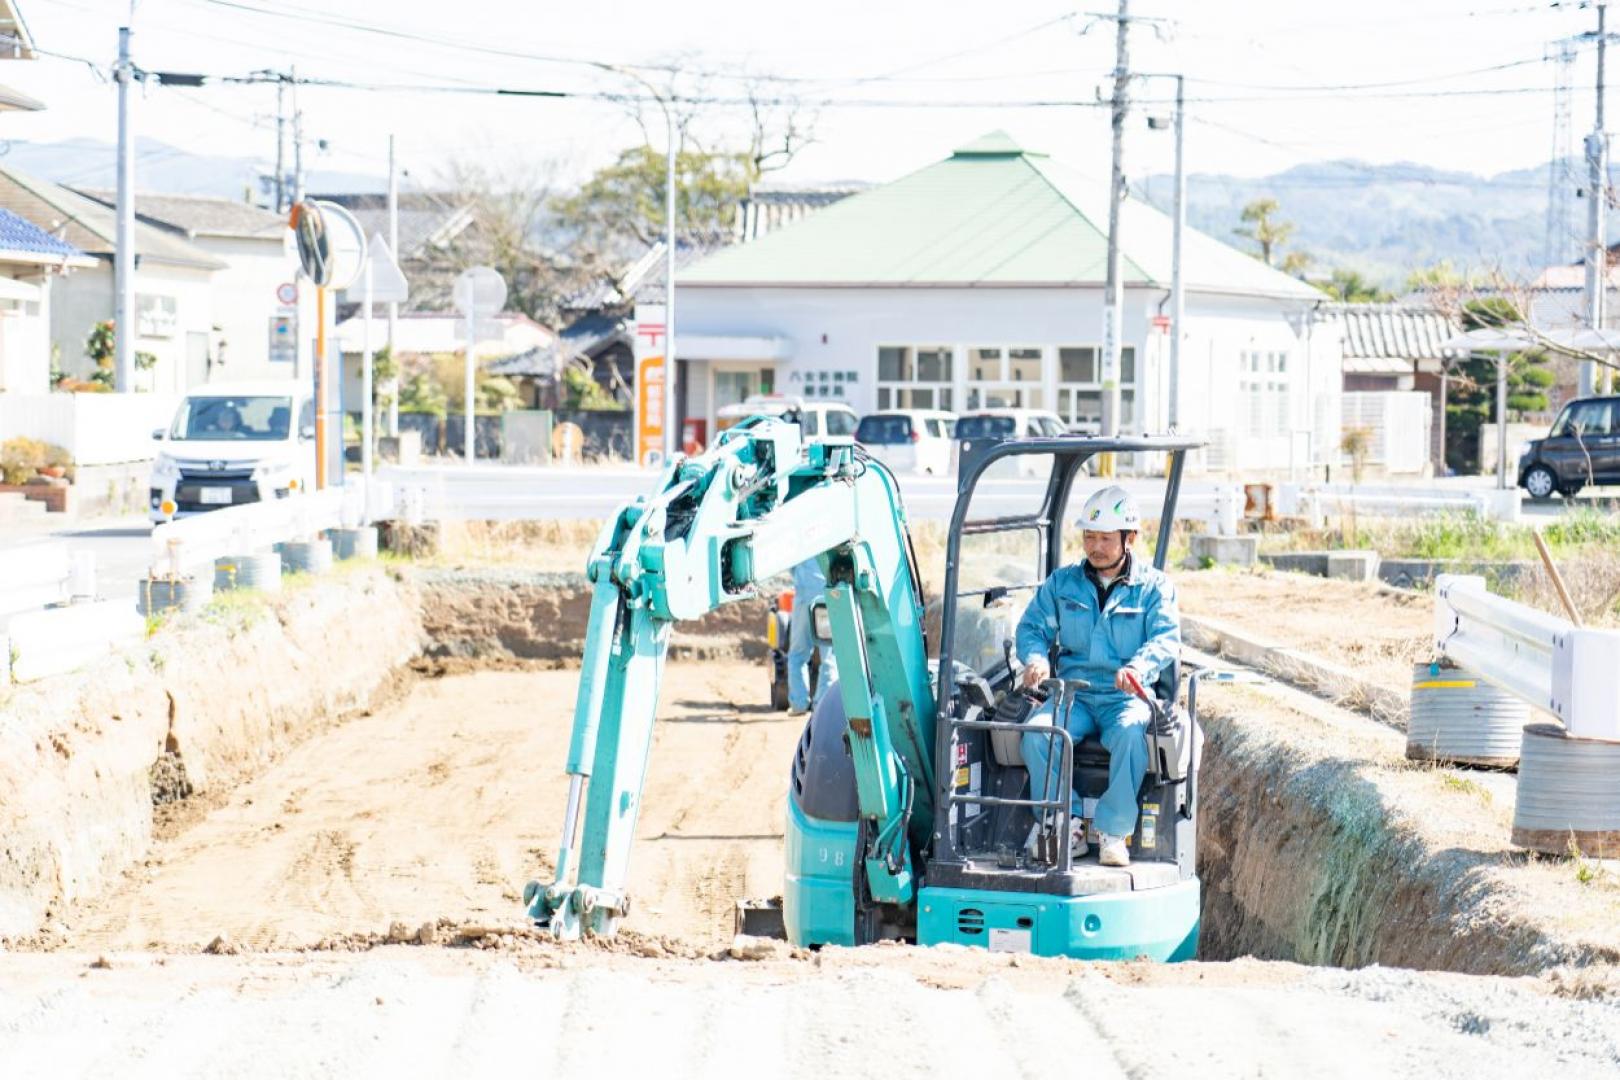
<box><xmin>788</xmin><ymin>558</ymin><xmax>838</xmax><ymax>711</ymax></box>
<box><xmin>1014</xmin><ymin>554</ymin><xmax>1180</xmax><ymax>840</ymax></box>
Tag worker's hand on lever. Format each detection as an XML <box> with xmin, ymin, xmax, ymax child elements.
<box><xmin>1020</xmin><ymin>657</ymin><xmax>1051</xmax><ymax>693</ymax></box>
<box><xmin>1116</xmin><ymin>667</ymin><xmax>1149</xmax><ymax>698</ymax></box>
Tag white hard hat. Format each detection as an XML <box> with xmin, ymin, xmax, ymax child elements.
<box><xmin>1078</xmin><ymin>486</ymin><xmax>1142</xmax><ymax>531</ymax></box>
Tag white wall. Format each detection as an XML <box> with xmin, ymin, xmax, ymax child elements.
<box><xmin>678</xmin><ymin>284</ymin><xmax>1327</xmax><ymax>474</ymax></box>
<box><xmin>0</xmin><ymin>269</ymin><xmax>53</xmax><ymax>396</ymax></box>
<box><xmin>0</xmin><ymin>392</ymin><xmax>178</xmax><ymax>465</ymax></box>
<box><xmin>195</xmin><ymin>234</ymin><xmax>303</xmax><ymax>384</ymax></box>
<box><xmin>50</xmin><ymin>261</ymin><xmax>216</xmax><ymax>394</ymax></box>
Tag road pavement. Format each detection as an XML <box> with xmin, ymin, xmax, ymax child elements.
<box><xmin>0</xmin><ymin>467</ymin><xmax>1607</xmax><ymax>607</ymax></box>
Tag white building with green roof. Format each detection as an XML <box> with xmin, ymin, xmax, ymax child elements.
<box><xmin>677</xmin><ymin>132</ymin><xmax>1340</xmax><ymax>472</ymax></box>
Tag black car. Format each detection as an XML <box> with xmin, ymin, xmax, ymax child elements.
<box><xmin>1517</xmin><ymin>395</ymin><xmax>1620</xmax><ymax>499</ymax></box>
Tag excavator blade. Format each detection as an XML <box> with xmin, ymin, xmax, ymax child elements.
<box><xmin>733</xmin><ymin>896</ymin><xmax>786</xmax><ymax>939</ymax></box>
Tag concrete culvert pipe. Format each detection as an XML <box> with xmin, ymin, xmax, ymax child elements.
<box><xmin>282</xmin><ymin>539</ymin><xmax>335</xmax><ymax>575</ymax></box>
<box><xmin>1512</xmin><ymin>722</ymin><xmax>1620</xmax><ymax>856</ymax></box>
<box><xmin>216</xmin><ymin>552</ymin><xmax>282</xmax><ymax>593</ymax></box>
<box><xmin>1406</xmin><ymin>662</ymin><xmax>1529</xmax><ymax>768</ymax></box>
<box><xmin>331</xmin><ymin>527</ymin><xmax>379</xmax><ymax>560</ymax></box>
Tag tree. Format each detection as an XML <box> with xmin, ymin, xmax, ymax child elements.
<box><xmin>551</xmin><ymin>145</ymin><xmax>751</xmax><ymax>256</ymax></box>
<box><xmin>1444</xmin><ymin>297</ymin><xmax>1555</xmax><ymax>472</ymax></box>
<box><xmin>1318</xmin><ymin>268</ymin><xmax>1394</xmax><ymax>303</ymax></box>
<box><xmin>1234</xmin><ymin>198</ymin><xmax>1298</xmax><ymax>268</ymax></box>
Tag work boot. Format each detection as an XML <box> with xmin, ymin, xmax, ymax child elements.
<box><xmin>1068</xmin><ymin>817</ymin><xmax>1089</xmax><ymax>859</ymax></box>
<box><xmin>1098</xmin><ymin>834</ymin><xmax>1130</xmax><ymax>867</ymax></box>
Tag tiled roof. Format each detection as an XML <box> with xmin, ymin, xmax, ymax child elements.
<box><xmin>0</xmin><ymin>167</ymin><xmax>226</xmax><ymax>270</ymax></box>
<box><xmin>558</xmin><ymin>311</ymin><xmax>631</xmax><ymax>359</ymax></box>
<box><xmin>1321</xmin><ymin>302</ymin><xmax>1464</xmax><ymax>374</ymax></box>
<box><xmin>736</xmin><ymin>181</ymin><xmax>869</xmax><ymax>242</ymax></box>
<box><xmin>486</xmin><ymin>343</ymin><xmax>560</xmax><ymax>378</ymax></box>
<box><xmin>75</xmin><ymin>187</ymin><xmax>286</xmax><ymax>240</ymax></box>
<box><xmin>348</xmin><ymin>204</ymin><xmax>474</xmax><ymax>259</ymax></box>
<box><xmin>682</xmin><ymin>131</ymin><xmax>1322</xmax><ymax>301</ymax></box>
<box><xmin>0</xmin><ymin>207</ymin><xmax>89</xmax><ymax>263</ymax></box>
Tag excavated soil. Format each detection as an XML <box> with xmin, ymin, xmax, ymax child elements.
<box><xmin>47</xmin><ymin>664</ymin><xmax>791</xmax><ymax>953</ymax></box>
<box><xmin>1178</xmin><ymin>567</ymin><xmax>1432</xmax><ymax>691</ymax></box>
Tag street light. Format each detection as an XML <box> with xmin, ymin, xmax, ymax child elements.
<box><xmin>597</xmin><ymin>64</ymin><xmax>680</xmax><ymax>464</ymax></box>
<box><xmin>1139</xmin><ymin>74</ymin><xmax>1185</xmax><ymax>433</ymax></box>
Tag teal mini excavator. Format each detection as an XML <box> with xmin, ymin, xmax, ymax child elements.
<box><xmin>525</xmin><ymin>417</ymin><xmax>1206</xmax><ymax>960</ymax></box>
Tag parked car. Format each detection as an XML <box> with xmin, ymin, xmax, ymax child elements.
<box><xmin>952</xmin><ymin>408</ymin><xmax>1073</xmax><ymax>477</ymax></box>
<box><xmin>714</xmin><ymin>394</ymin><xmax>859</xmax><ymax>439</ymax></box>
<box><xmin>854</xmin><ymin>409</ymin><xmax>956</xmax><ymax>475</ymax></box>
<box><xmin>1517</xmin><ymin>395</ymin><xmax>1620</xmax><ymax>499</ymax></box>
<box><xmin>148</xmin><ymin>380</ymin><xmax>316</xmax><ymax>523</ymax></box>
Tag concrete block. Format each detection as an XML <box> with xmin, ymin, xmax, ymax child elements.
<box><xmin>378</xmin><ymin>430</ymin><xmax>422</xmax><ymax>467</ymax></box>
<box><xmin>1260</xmin><ymin>552</ymin><xmax>1330</xmax><ymax>577</ymax></box>
<box><xmin>1191</xmin><ymin>534</ymin><xmax>1259</xmax><ymax>567</ymax></box>
<box><xmin>1326</xmin><ymin>550</ymin><xmax>1381</xmax><ymax>582</ymax></box>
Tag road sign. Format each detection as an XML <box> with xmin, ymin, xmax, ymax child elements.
<box><xmin>453</xmin><ymin>266</ymin><xmax>506</xmax><ymax>316</ymax></box>
<box><xmin>276</xmin><ymin>281</ymin><xmax>298</xmax><ymax>305</ymax></box>
<box><xmin>341</xmin><ymin>234</ymin><xmax>410</xmax><ymax>306</ymax></box>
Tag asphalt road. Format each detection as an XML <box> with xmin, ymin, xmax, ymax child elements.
<box><xmin>0</xmin><ymin>467</ymin><xmax>1605</xmax><ymax>607</ymax></box>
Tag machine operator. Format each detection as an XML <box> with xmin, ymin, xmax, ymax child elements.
<box><xmin>1014</xmin><ymin>486</ymin><xmax>1181</xmax><ymax>868</ymax></box>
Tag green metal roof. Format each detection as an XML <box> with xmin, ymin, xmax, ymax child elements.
<box><xmin>683</xmin><ymin>133</ymin><xmax>1321</xmax><ymax>301</ymax></box>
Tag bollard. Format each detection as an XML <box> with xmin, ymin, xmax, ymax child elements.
<box><xmin>1406</xmin><ymin>662</ymin><xmax>1529</xmax><ymax>768</ymax></box>
<box><xmin>1512</xmin><ymin>723</ymin><xmax>1620</xmax><ymax>856</ymax></box>
<box><xmin>282</xmin><ymin>538</ymin><xmax>335</xmax><ymax>575</ymax></box>
<box><xmin>136</xmin><ymin>573</ymin><xmax>214</xmax><ymax>617</ymax></box>
<box><xmin>331</xmin><ymin>526</ymin><xmax>379</xmax><ymax>561</ymax></box>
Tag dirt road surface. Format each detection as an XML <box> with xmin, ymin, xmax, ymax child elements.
<box><xmin>9</xmin><ymin>662</ymin><xmax>1620</xmax><ymax>1077</ymax></box>
<box><xmin>3</xmin><ymin>946</ymin><xmax>1618</xmax><ymax>1079</ymax></box>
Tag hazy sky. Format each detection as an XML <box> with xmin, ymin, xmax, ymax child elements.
<box><xmin>3</xmin><ymin>0</ymin><xmax>1609</xmax><ymax>194</ymax></box>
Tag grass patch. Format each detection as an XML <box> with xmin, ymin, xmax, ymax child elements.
<box><xmin>1438</xmin><ymin>772</ymin><xmax>1493</xmax><ymax>806</ymax></box>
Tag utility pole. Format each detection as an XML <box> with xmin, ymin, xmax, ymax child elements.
<box><xmin>291</xmin><ymin>68</ymin><xmax>305</xmax><ymax>203</ymax></box>
<box><xmin>664</xmin><ymin>107</ymin><xmax>678</xmax><ymax>462</ymax></box>
<box><xmin>1583</xmin><ymin>1</ymin><xmax>1610</xmax><ymax>398</ymax></box>
<box><xmin>1100</xmin><ymin>0</ymin><xmax>1132</xmax><ymax>453</ymax></box>
<box><xmin>113</xmin><ymin>25</ymin><xmax>136</xmax><ymax>394</ymax></box>
<box><xmin>1169</xmin><ymin>74</ymin><xmax>1185</xmax><ymax>431</ymax></box>
<box><xmin>386</xmin><ymin>133</ymin><xmax>399</xmax><ymax>437</ymax></box>
<box><xmin>274</xmin><ymin>76</ymin><xmax>286</xmax><ymax>212</ymax></box>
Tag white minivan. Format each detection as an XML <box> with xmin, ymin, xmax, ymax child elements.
<box><xmin>854</xmin><ymin>409</ymin><xmax>956</xmax><ymax>475</ymax></box>
<box><xmin>714</xmin><ymin>394</ymin><xmax>859</xmax><ymax>441</ymax></box>
<box><xmin>149</xmin><ymin>380</ymin><xmax>316</xmax><ymax>523</ymax></box>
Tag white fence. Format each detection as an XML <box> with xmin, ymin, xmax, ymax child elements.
<box><xmin>0</xmin><ymin>393</ymin><xmax>178</xmax><ymax>466</ymax></box>
<box><xmin>1435</xmin><ymin>573</ymin><xmax>1620</xmax><ymax>741</ymax></box>
<box><xmin>0</xmin><ymin>539</ymin><xmax>93</xmax><ymax>616</ymax></box>
<box><xmin>0</xmin><ymin>539</ymin><xmax>124</xmax><ymax>685</ymax></box>
<box><xmin>1342</xmin><ymin>391</ymin><xmax>1433</xmax><ymax>475</ymax></box>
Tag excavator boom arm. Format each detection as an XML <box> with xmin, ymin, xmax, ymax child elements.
<box><xmin>528</xmin><ymin>419</ymin><xmax>936</xmax><ymax>938</ymax></box>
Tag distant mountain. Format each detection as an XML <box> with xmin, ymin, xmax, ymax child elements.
<box><xmin>0</xmin><ymin>137</ymin><xmax>382</xmax><ymax>203</ymax></box>
<box><xmin>1139</xmin><ymin>158</ymin><xmax>1610</xmax><ymax>288</ymax></box>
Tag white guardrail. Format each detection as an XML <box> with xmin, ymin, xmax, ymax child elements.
<box><xmin>0</xmin><ymin>539</ymin><xmax>134</xmax><ymax>685</ymax></box>
<box><xmin>1434</xmin><ymin>573</ymin><xmax>1620</xmax><ymax>741</ymax></box>
<box><xmin>148</xmin><ymin>483</ymin><xmax>391</xmax><ymax>577</ymax></box>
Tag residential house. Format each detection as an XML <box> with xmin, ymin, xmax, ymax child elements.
<box><xmin>331</xmin><ymin>310</ymin><xmax>555</xmax><ymax>411</ymax></box>
<box><xmin>0</xmin><ymin>208</ymin><xmax>92</xmax><ymax>394</ymax></box>
<box><xmin>312</xmin><ymin>192</ymin><xmax>475</xmax><ymax>313</ymax></box>
<box><xmin>735</xmin><ymin>181</ymin><xmax>868</xmax><ymax>242</ymax></box>
<box><xmin>0</xmin><ymin>167</ymin><xmax>225</xmax><ymax>393</ymax></box>
<box><xmin>677</xmin><ymin>132</ymin><xmax>1333</xmax><ymax>474</ymax></box>
<box><xmin>1319</xmin><ymin>302</ymin><xmax>1460</xmax><ymax>473</ymax></box>
<box><xmin>74</xmin><ymin>189</ymin><xmax>306</xmax><ymax>383</ymax></box>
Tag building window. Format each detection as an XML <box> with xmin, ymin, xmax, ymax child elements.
<box><xmin>1239</xmin><ymin>349</ymin><xmax>1291</xmax><ymax>437</ymax></box>
<box><xmin>877</xmin><ymin>345</ymin><xmax>953</xmax><ymax>410</ymax></box>
<box><xmin>1055</xmin><ymin>345</ymin><xmax>1136</xmax><ymax>434</ymax></box>
<box><xmin>965</xmin><ymin>345</ymin><xmax>1046</xmax><ymax>409</ymax></box>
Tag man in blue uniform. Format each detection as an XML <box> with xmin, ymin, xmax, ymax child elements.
<box><xmin>787</xmin><ymin>556</ymin><xmax>839</xmax><ymax>714</ymax></box>
<box><xmin>1015</xmin><ymin>486</ymin><xmax>1180</xmax><ymax>867</ymax></box>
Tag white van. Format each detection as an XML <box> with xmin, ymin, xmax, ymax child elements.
<box><xmin>714</xmin><ymin>394</ymin><xmax>859</xmax><ymax>440</ymax></box>
<box><xmin>148</xmin><ymin>379</ymin><xmax>316</xmax><ymax>523</ymax></box>
<box><xmin>854</xmin><ymin>409</ymin><xmax>956</xmax><ymax>475</ymax></box>
<box><xmin>952</xmin><ymin>408</ymin><xmax>1073</xmax><ymax>478</ymax></box>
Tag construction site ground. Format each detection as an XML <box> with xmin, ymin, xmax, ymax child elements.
<box><xmin>5</xmin><ymin>551</ymin><xmax>1620</xmax><ymax>1075</ymax></box>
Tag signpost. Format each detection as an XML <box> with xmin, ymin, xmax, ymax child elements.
<box><xmin>633</xmin><ymin>303</ymin><xmax>666</xmax><ymax>467</ymax></box>
<box><xmin>342</xmin><ymin>235</ymin><xmax>409</xmax><ymax>510</ymax></box>
<box><xmin>452</xmin><ymin>266</ymin><xmax>507</xmax><ymax>464</ymax></box>
<box><xmin>290</xmin><ymin>199</ymin><xmax>366</xmax><ymax>490</ymax></box>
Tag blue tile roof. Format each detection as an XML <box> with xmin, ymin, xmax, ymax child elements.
<box><xmin>0</xmin><ymin>207</ymin><xmax>86</xmax><ymax>260</ymax></box>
